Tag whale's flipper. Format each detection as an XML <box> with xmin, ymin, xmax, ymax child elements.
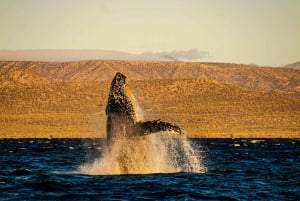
<box><xmin>132</xmin><ymin>120</ymin><xmax>183</xmax><ymax>136</ymax></box>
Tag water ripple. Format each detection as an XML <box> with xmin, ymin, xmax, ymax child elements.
<box><xmin>0</xmin><ymin>139</ymin><xmax>299</xmax><ymax>200</ymax></box>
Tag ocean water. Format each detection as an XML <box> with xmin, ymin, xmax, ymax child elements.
<box><xmin>0</xmin><ymin>138</ymin><xmax>299</xmax><ymax>201</ymax></box>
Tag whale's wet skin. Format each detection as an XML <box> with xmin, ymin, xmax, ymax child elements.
<box><xmin>80</xmin><ymin>72</ymin><xmax>205</xmax><ymax>174</ymax></box>
<box><xmin>105</xmin><ymin>72</ymin><xmax>183</xmax><ymax>145</ymax></box>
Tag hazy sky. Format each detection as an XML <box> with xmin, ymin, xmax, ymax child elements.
<box><xmin>1</xmin><ymin>0</ymin><xmax>299</xmax><ymax>66</ymax></box>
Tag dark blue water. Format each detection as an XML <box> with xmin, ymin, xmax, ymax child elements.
<box><xmin>0</xmin><ymin>139</ymin><xmax>299</xmax><ymax>201</ymax></box>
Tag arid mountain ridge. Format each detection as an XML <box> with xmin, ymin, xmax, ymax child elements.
<box><xmin>0</xmin><ymin>49</ymin><xmax>207</xmax><ymax>62</ymax></box>
<box><xmin>285</xmin><ymin>61</ymin><xmax>300</xmax><ymax>70</ymax></box>
<box><xmin>0</xmin><ymin>60</ymin><xmax>299</xmax><ymax>138</ymax></box>
<box><xmin>1</xmin><ymin>60</ymin><xmax>299</xmax><ymax>94</ymax></box>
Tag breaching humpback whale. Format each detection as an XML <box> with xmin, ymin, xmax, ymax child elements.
<box><xmin>106</xmin><ymin>72</ymin><xmax>183</xmax><ymax>147</ymax></box>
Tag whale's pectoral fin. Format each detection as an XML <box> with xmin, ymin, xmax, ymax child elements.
<box><xmin>132</xmin><ymin>120</ymin><xmax>184</xmax><ymax>136</ymax></box>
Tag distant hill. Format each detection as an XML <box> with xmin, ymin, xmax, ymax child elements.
<box><xmin>285</xmin><ymin>61</ymin><xmax>300</xmax><ymax>70</ymax></box>
<box><xmin>0</xmin><ymin>49</ymin><xmax>145</xmax><ymax>62</ymax></box>
<box><xmin>1</xmin><ymin>60</ymin><xmax>299</xmax><ymax>94</ymax></box>
<box><xmin>0</xmin><ymin>49</ymin><xmax>206</xmax><ymax>62</ymax></box>
<box><xmin>0</xmin><ymin>79</ymin><xmax>299</xmax><ymax>138</ymax></box>
<box><xmin>0</xmin><ymin>60</ymin><xmax>299</xmax><ymax>138</ymax></box>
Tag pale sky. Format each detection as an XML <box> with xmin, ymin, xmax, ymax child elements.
<box><xmin>0</xmin><ymin>0</ymin><xmax>299</xmax><ymax>66</ymax></box>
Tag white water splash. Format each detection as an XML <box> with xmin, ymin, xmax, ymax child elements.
<box><xmin>130</xmin><ymin>94</ymin><xmax>144</xmax><ymax>122</ymax></box>
<box><xmin>79</xmin><ymin>89</ymin><xmax>206</xmax><ymax>175</ymax></box>
<box><xmin>79</xmin><ymin>133</ymin><xmax>206</xmax><ymax>175</ymax></box>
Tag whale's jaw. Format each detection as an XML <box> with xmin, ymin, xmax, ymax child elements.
<box><xmin>105</xmin><ymin>72</ymin><xmax>183</xmax><ymax>147</ymax></box>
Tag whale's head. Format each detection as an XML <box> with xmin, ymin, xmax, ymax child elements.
<box><xmin>109</xmin><ymin>72</ymin><xmax>127</xmax><ymax>96</ymax></box>
<box><xmin>106</xmin><ymin>72</ymin><xmax>138</xmax><ymax>123</ymax></box>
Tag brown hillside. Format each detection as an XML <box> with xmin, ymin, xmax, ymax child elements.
<box><xmin>1</xmin><ymin>60</ymin><xmax>299</xmax><ymax>138</ymax></box>
<box><xmin>0</xmin><ymin>79</ymin><xmax>299</xmax><ymax>138</ymax></box>
<box><xmin>1</xmin><ymin>61</ymin><xmax>299</xmax><ymax>94</ymax></box>
<box><xmin>285</xmin><ymin>61</ymin><xmax>300</xmax><ymax>70</ymax></box>
<box><xmin>0</xmin><ymin>68</ymin><xmax>51</xmax><ymax>88</ymax></box>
